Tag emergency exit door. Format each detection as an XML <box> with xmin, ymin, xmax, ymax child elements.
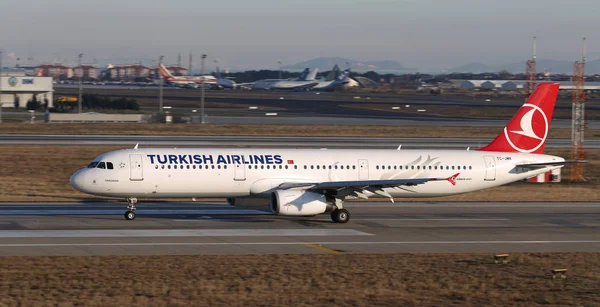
<box><xmin>483</xmin><ymin>156</ymin><xmax>496</xmax><ymax>181</ymax></box>
<box><xmin>129</xmin><ymin>154</ymin><xmax>144</xmax><ymax>181</ymax></box>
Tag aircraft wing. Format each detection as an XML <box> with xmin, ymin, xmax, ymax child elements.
<box><xmin>517</xmin><ymin>160</ymin><xmax>587</xmax><ymax>169</ymax></box>
<box><xmin>275</xmin><ymin>174</ymin><xmax>459</xmax><ymax>200</ymax></box>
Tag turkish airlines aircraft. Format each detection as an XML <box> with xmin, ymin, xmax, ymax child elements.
<box><xmin>70</xmin><ymin>83</ymin><xmax>578</xmax><ymax>223</ymax></box>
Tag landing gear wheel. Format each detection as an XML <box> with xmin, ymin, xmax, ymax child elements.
<box><xmin>331</xmin><ymin>209</ymin><xmax>350</xmax><ymax>223</ymax></box>
<box><xmin>124</xmin><ymin>210</ymin><xmax>136</xmax><ymax>220</ymax></box>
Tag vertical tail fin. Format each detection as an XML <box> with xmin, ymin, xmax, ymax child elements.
<box><xmin>158</xmin><ymin>63</ymin><xmax>174</xmax><ymax>80</ymax></box>
<box><xmin>305</xmin><ymin>68</ymin><xmax>319</xmax><ymax>81</ymax></box>
<box><xmin>296</xmin><ymin>68</ymin><xmax>310</xmax><ymax>81</ymax></box>
<box><xmin>479</xmin><ymin>83</ymin><xmax>560</xmax><ymax>154</ymax></box>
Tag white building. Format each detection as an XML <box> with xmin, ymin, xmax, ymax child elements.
<box><xmin>0</xmin><ymin>76</ymin><xmax>54</xmax><ymax>109</ymax></box>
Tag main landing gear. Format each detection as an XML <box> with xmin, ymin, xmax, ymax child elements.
<box><xmin>330</xmin><ymin>199</ymin><xmax>350</xmax><ymax>223</ymax></box>
<box><xmin>125</xmin><ymin>197</ymin><xmax>137</xmax><ymax>220</ymax></box>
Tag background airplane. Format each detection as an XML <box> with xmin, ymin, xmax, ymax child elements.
<box><xmin>250</xmin><ymin>68</ymin><xmax>313</xmax><ymax>90</ymax></box>
<box><xmin>269</xmin><ymin>68</ymin><xmax>320</xmax><ymax>91</ymax></box>
<box><xmin>311</xmin><ymin>68</ymin><xmax>351</xmax><ymax>91</ymax></box>
<box><xmin>158</xmin><ymin>63</ymin><xmax>217</xmax><ymax>87</ymax></box>
<box><xmin>70</xmin><ymin>83</ymin><xmax>580</xmax><ymax>223</ymax></box>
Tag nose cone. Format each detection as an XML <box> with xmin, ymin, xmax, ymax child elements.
<box><xmin>70</xmin><ymin>169</ymin><xmax>86</xmax><ymax>192</ymax></box>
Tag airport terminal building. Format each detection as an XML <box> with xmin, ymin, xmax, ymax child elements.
<box><xmin>0</xmin><ymin>74</ymin><xmax>54</xmax><ymax>109</ymax></box>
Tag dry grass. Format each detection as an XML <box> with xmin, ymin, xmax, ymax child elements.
<box><xmin>0</xmin><ymin>253</ymin><xmax>598</xmax><ymax>306</ymax></box>
<box><xmin>0</xmin><ymin>146</ymin><xmax>597</xmax><ymax>202</ymax></box>
<box><xmin>0</xmin><ymin>122</ymin><xmax>590</xmax><ymax>140</ymax></box>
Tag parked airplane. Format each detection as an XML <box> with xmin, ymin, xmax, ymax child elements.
<box><xmin>157</xmin><ymin>63</ymin><xmax>217</xmax><ymax>86</ymax></box>
<box><xmin>251</xmin><ymin>68</ymin><xmax>313</xmax><ymax>90</ymax></box>
<box><xmin>210</xmin><ymin>65</ymin><xmax>235</xmax><ymax>89</ymax></box>
<box><xmin>269</xmin><ymin>68</ymin><xmax>320</xmax><ymax>91</ymax></box>
<box><xmin>70</xmin><ymin>83</ymin><xmax>579</xmax><ymax>223</ymax></box>
<box><xmin>311</xmin><ymin>69</ymin><xmax>351</xmax><ymax>91</ymax></box>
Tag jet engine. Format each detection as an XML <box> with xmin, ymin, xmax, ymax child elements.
<box><xmin>226</xmin><ymin>196</ymin><xmax>269</xmax><ymax>207</ymax></box>
<box><xmin>270</xmin><ymin>190</ymin><xmax>333</xmax><ymax>216</ymax></box>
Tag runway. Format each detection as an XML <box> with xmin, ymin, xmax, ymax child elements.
<box><xmin>2</xmin><ymin>134</ymin><xmax>596</xmax><ymax>149</ymax></box>
<box><xmin>0</xmin><ymin>202</ymin><xmax>597</xmax><ymax>256</ymax></box>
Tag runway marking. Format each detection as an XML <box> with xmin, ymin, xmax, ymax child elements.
<box><xmin>354</xmin><ymin>218</ymin><xmax>510</xmax><ymax>221</ymax></box>
<box><xmin>0</xmin><ymin>209</ymin><xmax>267</xmax><ymax>216</ymax></box>
<box><xmin>0</xmin><ymin>240</ymin><xmax>599</xmax><ymax>247</ymax></box>
<box><xmin>0</xmin><ymin>229</ymin><xmax>371</xmax><ymax>238</ymax></box>
<box><xmin>345</xmin><ymin>203</ymin><xmax>600</xmax><ymax>208</ymax></box>
<box><xmin>304</xmin><ymin>244</ymin><xmax>343</xmax><ymax>255</ymax></box>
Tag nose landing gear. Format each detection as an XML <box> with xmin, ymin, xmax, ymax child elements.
<box><xmin>125</xmin><ymin>197</ymin><xmax>137</xmax><ymax>220</ymax></box>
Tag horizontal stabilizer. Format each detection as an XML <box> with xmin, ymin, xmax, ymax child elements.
<box><xmin>517</xmin><ymin>160</ymin><xmax>587</xmax><ymax>169</ymax></box>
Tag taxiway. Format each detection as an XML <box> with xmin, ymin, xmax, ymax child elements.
<box><xmin>0</xmin><ymin>202</ymin><xmax>597</xmax><ymax>256</ymax></box>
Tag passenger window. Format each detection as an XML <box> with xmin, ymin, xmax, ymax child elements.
<box><xmin>285</xmin><ymin>165</ymin><xmax>288</xmax><ymax>169</ymax></box>
<box><xmin>335</xmin><ymin>165</ymin><xmax>338</xmax><ymax>169</ymax></box>
<box><xmin>316</xmin><ymin>165</ymin><xmax>320</xmax><ymax>170</ymax></box>
<box><xmin>199</xmin><ymin>165</ymin><xmax>203</xmax><ymax>169</ymax></box>
<box><xmin>399</xmin><ymin>166</ymin><xmax>403</xmax><ymax>170</ymax></box>
<box><xmin>376</xmin><ymin>166</ymin><xmax>379</xmax><ymax>170</ymax></box>
<box><xmin>294</xmin><ymin>165</ymin><xmax>298</xmax><ymax>169</ymax></box>
<box><xmin>218</xmin><ymin>165</ymin><xmax>221</xmax><ymax>169</ymax></box>
<box><xmin>168</xmin><ymin>165</ymin><xmax>171</xmax><ymax>169</ymax></box>
<box><xmin>87</xmin><ymin>162</ymin><xmax>99</xmax><ymax>168</ymax></box>
<box><xmin>98</xmin><ymin>162</ymin><xmax>106</xmax><ymax>169</ymax></box>
<box><xmin>193</xmin><ymin>165</ymin><xmax>196</xmax><ymax>169</ymax></box>
<box><xmin>353</xmin><ymin>165</ymin><xmax>356</xmax><ymax>170</ymax></box>
<box><xmin>161</xmin><ymin>165</ymin><xmax>165</xmax><ymax>169</ymax></box>
<box><xmin>311</xmin><ymin>165</ymin><xmax>314</xmax><ymax>170</ymax></box>
<box><xmin>155</xmin><ymin>165</ymin><xmax>158</xmax><ymax>169</ymax></box>
<box><xmin>187</xmin><ymin>165</ymin><xmax>190</xmax><ymax>169</ymax></box>
<box><xmin>411</xmin><ymin>166</ymin><xmax>414</xmax><ymax>170</ymax></box>
<box><xmin>452</xmin><ymin>166</ymin><xmax>455</xmax><ymax>170</ymax></box>
<box><xmin>212</xmin><ymin>165</ymin><xmax>215</xmax><ymax>169</ymax></box>
<box><xmin>469</xmin><ymin>166</ymin><xmax>472</xmax><ymax>170</ymax></box>
<box><xmin>174</xmin><ymin>165</ymin><xmax>178</xmax><ymax>169</ymax></box>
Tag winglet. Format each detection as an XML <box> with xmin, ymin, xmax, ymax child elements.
<box><xmin>446</xmin><ymin>173</ymin><xmax>460</xmax><ymax>186</ymax></box>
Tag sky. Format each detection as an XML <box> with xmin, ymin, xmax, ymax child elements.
<box><xmin>0</xmin><ymin>0</ymin><xmax>599</xmax><ymax>71</ymax></box>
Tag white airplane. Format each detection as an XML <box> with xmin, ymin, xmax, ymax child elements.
<box><xmin>70</xmin><ymin>83</ymin><xmax>579</xmax><ymax>223</ymax></box>
<box><xmin>251</xmin><ymin>68</ymin><xmax>314</xmax><ymax>90</ymax></box>
<box><xmin>269</xmin><ymin>68</ymin><xmax>320</xmax><ymax>91</ymax></box>
<box><xmin>311</xmin><ymin>69</ymin><xmax>351</xmax><ymax>91</ymax></box>
<box><xmin>157</xmin><ymin>63</ymin><xmax>217</xmax><ymax>86</ymax></box>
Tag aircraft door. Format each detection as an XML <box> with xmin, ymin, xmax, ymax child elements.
<box><xmin>358</xmin><ymin>159</ymin><xmax>369</xmax><ymax>180</ymax></box>
<box><xmin>129</xmin><ymin>154</ymin><xmax>144</xmax><ymax>181</ymax></box>
<box><xmin>483</xmin><ymin>156</ymin><xmax>496</xmax><ymax>181</ymax></box>
<box><xmin>234</xmin><ymin>163</ymin><xmax>246</xmax><ymax>181</ymax></box>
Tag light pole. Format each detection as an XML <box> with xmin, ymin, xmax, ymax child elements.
<box><xmin>0</xmin><ymin>50</ymin><xmax>3</xmax><ymax>124</ymax></box>
<box><xmin>278</xmin><ymin>61</ymin><xmax>282</xmax><ymax>79</ymax></box>
<box><xmin>200</xmin><ymin>54</ymin><xmax>207</xmax><ymax>124</ymax></box>
<box><xmin>158</xmin><ymin>55</ymin><xmax>164</xmax><ymax>113</ymax></box>
<box><xmin>77</xmin><ymin>53</ymin><xmax>83</xmax><ymax>113</ymax></box>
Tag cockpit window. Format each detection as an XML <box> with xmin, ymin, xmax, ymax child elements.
<box><xmin>107</xmin><ymin>162</ymin><xmax>114</xmax><ymax>169</ymax></box>
<box><xmin>98</xmin><ymin>162</ymin><xmax>106</xmax><ymax>169</ymax></box>
<box><xmin>87</xmin><ymin>162</ymin><xmax>99</xmax><ymax>168</ymax></box>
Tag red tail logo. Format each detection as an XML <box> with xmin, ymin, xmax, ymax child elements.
<box><xmin>480</xmin><ymin>83</ymin><xmax>559</xmax><ymax>154</ymax></box>
<box><xmin>446</xmin><ymin>173</ymin><xmax>460</xmax><ymax>186</ymax></box>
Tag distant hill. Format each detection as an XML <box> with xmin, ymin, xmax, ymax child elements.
<box><xmin>450</xmin><ymin>58</ymin><xmax>600</xmax><ymax>74</ymax></box>
<box><xmin>448</xmin><ymin>62</ymin><xmax>496</xmax><ymax>74</ymax></box>
<box><xmin>282</xmin><ymin>57</ymin><xmax>410</xmax><ymax>72</ymax></box>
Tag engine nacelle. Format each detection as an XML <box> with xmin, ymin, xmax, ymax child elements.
<box><xmin>270</xmin><ymin>190</ymin><xmax>332</xmax><ymax>216</ymax></box>
<box><xmin>226</xmin><ymin>196</ymin><xmax>269</xmax><ymax>207</ymax></box>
